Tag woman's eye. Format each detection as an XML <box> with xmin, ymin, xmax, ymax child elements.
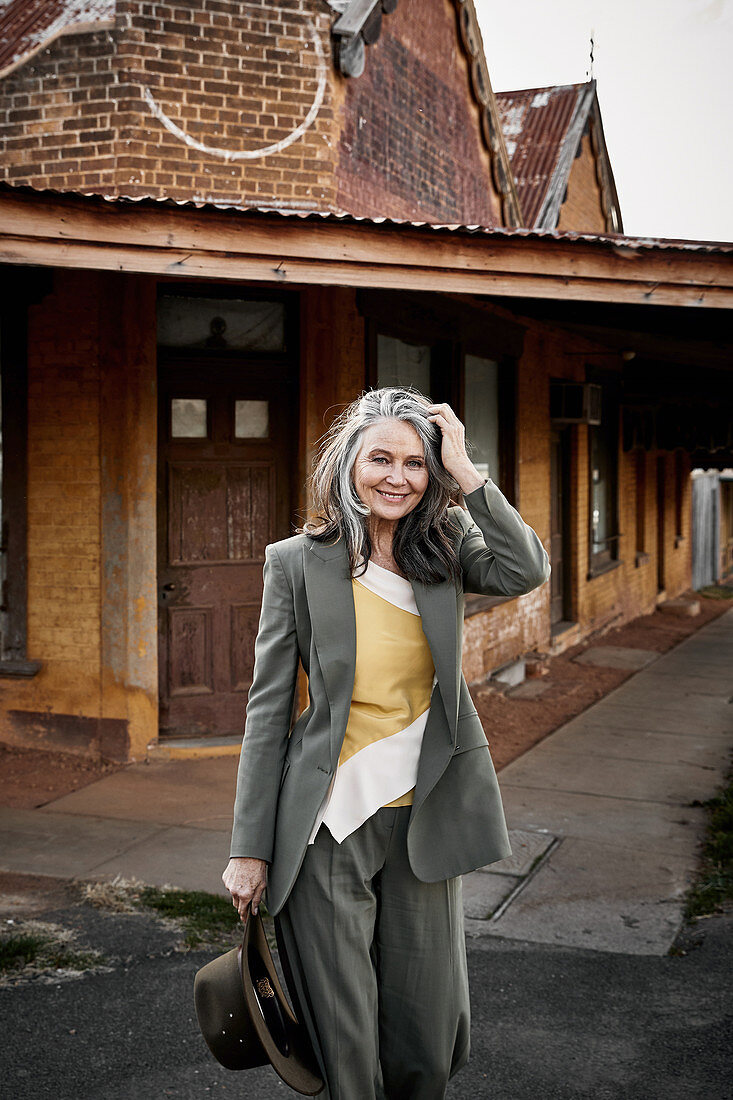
<box><xmin>408</xmin><ymin>460</ymin><xmax>424</xmax><ymax>468</ymax></box>
<box><xmin>372</xmin><ymin>456</ymin><xmax>388</xmax><ymax>464</ymax></box>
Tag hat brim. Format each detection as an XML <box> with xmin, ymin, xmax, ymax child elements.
<box><xmin>241</xmin><ymin>910</ymin><xmax>324</xmax><ymax>1095</ymax></box>
<box><xmin>194</xmin><ymin>910</ymin><xmax>323</xmax><ymax>1095</ymax></box>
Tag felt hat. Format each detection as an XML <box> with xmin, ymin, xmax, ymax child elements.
<box><xmin>193</xmin><ymin>909</ymin><xmax>323</xmax><ymax>1095</ymax></box>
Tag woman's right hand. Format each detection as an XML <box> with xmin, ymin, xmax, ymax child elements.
<box><xmin>222</xmin><ymin>856</ymin><xmax>268</xmax><ymax>919</ymax></box>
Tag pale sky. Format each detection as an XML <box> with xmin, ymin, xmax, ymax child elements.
<box><xmin>474</xmin><ymin>0</ymin><xmax>733</xmax><ymax>243</ymax></box>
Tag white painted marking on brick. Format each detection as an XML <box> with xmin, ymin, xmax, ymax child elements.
<box><xmin>142</xmin><ymin>19</ymin><xmax>327</xmax><ymax>162</ymax></box>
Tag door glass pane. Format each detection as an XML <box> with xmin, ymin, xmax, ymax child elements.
<box><xmin>377</xmin><ymin>335</ymin><xmax>431</xmax><ymax>394</ymax></box>
<box><xmin>171</xmin><ymin>398</ymin><xmax>207</xmax><ymax>438</ymax></box>
<box><xmin>157</xmin><ymin>297</ymin><xmax>285</xmax><ymax>351</ymax></box>
<box><xmin>235</xmin><ymin>400</ymin><xmax>269</xmax><ymax>438</ymax></box>
<box><xmin>464</xmin><ymin>355</ymin><xmax>499</xmax><ymax>482</ymax></box>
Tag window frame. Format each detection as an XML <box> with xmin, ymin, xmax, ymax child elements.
<box><xmin>586</xmin><ymin>370</ymin><xmax>621</xmax><ymax>579</ymax></box>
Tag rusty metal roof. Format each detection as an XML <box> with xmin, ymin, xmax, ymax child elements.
<box><xmin>1</xmin><ymin>180</ymin><xmax>731</xmax><ymax>253</ymax></box>
<box><xmin>0</xmin><ymin>0</ymin><xmax>114</xmax><ymax>79</ymax></box>
<box><xmin>495</xmin><ymin>82</ymin><xmax>591</xmax><ymax>229</ymax></box>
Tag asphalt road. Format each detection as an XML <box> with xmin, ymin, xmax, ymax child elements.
<box><xmin>1</xmin><ymin>897</ymin><xmax>731</xmax><ymax>1100</ymax></box>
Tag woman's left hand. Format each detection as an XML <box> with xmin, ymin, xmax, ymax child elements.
<box><xmin>427</xmin><ymin>403</ymin><xmax>485</xmax><ymax>494</ymax></box>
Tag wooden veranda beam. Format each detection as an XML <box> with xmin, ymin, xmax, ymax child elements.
<box><xmin>0</xmin><ymin>190</ymin><xmax>731</xmax><ymax>309</ymax></box>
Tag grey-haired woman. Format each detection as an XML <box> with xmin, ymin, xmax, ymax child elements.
<box><xmin>223</xmin><ymin>388</ymin><xmax>549</xmax><ymax>1099</ymax></box>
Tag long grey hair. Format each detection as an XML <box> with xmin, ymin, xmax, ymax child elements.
<box><xmin>304</xmin><ymin>388</ymin><xmax>462</xmax><ymax>584</ymax></box>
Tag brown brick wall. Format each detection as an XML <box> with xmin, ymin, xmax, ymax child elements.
<box><xmin>0</xmin><ymin>0</ymin><xmax>501</xmax><ymax>223</ymax></box>
<box><xmin>1</xmin><ymin>0</ymin><xmax>339</xmax><ymax>209</ymax></box>
<box><xmin>556</xmin><ymin>129</ymin><xmax>607</xmax><ymax>234</ymax></box>
<box><xmin>0</xmin><ymin>30</ymin><xmax>117</xmax><ymax>192</ymax></box>
<box><xmin>335</xmin><ymin>0</ymin><xmax>501</xmax><ymax>224</ymax></box>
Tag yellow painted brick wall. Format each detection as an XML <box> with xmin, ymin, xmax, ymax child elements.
<box><xmin>556</xmin><ymin>131</ymin><xmax>607</xmax><ymax>234</ymax></box>
<box><xmin>26</xmin><ymin>271</ymin><xmax>102</xmax><ymax>686</ymax></box>
<box><xmin>1</xmin><ymin>271</ymin><xmax>104</xmax><ymax>752</ymax></box>
<box><xmin>2</xmin><ymin>270</ymin><xmax>158</xmax><ymax>761</ymax></box>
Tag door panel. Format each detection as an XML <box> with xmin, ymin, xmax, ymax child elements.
<box><xmin>168</xmin><ymin>607</ymin><xmax>214</xmax><ymax>696</ymax></box>
<box><xmin>168</xmin><ymin>462</ymin><xmax>274</xmax><ymax>564</ymax></box>
<box><xmin>157</xmin><ymin>351</ymin><xmax>296</xmax><ymax>739</ymax></box>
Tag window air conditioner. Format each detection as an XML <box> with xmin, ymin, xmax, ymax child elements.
<box><xmin>550</xmin><ymin>382</ymin><xmax>602</xmax><ymax>425</ymax></box>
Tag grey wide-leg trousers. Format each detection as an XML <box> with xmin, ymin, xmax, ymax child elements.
<box><xmin>275</xmin><ymin>806</ymin><xmax>470</xmax><ymax>1100</ymax></box>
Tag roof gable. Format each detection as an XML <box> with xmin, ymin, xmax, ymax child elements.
<box><xmin>331</xmin><ymin>0</ymin><xmax>521</xmax><ymax>226</ymax></box>
<box><xmin>496</xmin><ymin>80</ymin><xmax>622</xmax><ymax>232</ymax></box>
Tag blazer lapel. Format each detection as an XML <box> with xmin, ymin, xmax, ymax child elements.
<box><xmin>303</xmin><ymin>537</ymin><xmax>356</xmax><ymax>763</ymax></box>
<box><xmin>411</xmin><ymin>576</ymin><xmax>460</xmax><ymax>744</ymax></box>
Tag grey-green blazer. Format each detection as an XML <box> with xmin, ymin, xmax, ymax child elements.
<box><xmin>230</xmin><ymin>479</ymin><xmax>550</xmax><ymax>915</ymax></box>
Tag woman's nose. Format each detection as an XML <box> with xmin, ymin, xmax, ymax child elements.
<box><xmin>386</xmin><ymin>465</ymin><xmax>407</xmax><ymax>484</ymax></box>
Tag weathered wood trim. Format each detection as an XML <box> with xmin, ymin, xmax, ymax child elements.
<box><xmin>0</xmin><ymin>192</ymin><xmax>730</xmax><ymax>308</ymax></box>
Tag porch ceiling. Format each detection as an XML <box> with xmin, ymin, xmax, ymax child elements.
<box><xmin>493</xmin><ymin>297</ymin><xmax>733</xmax><ymax>372</ymax></box>
<box><xmin>1</xmin><ymin>186</ymin><xmax>732</xmax><ymax>310</ymax></box>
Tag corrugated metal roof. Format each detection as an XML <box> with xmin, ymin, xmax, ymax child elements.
<box><xmin>0</xmin><ymin>0</ymin><xmax>114</xmax><ymax>78</ymax></box>
<box><xmin>1</xmin><ymin>179</ymin><xmax>731</xmax><ymax>253</ymax></box>
<box><xmin>495</xmin><ymin>83</ymin><xmax>585</xmax><ymax>228</ymax></box>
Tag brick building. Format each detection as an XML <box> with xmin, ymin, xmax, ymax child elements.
<box><xmin>1</xmin><ymin>0</ymin><xmax>731</xmax><ymax>762</ymax></box>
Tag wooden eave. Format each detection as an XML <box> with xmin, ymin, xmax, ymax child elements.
<box><xmin>0</xmin><ymin>189</ymin><xmax>731</xmax><ymax>309</ymax></box>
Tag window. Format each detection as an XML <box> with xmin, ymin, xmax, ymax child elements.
<box><xmin>674</xmin><ymin>450</ymin><xmax>687</xmax><ymax>545</ymax></box>
<box><xmin>157</xmin><ymin>295</ymin><xmax>286</xmax><ymax>352</ymax></box>
<box><xmin>634</xmin><ymin>449</ymin><xmax>648</xmax><ymax>565</ymax></box>
<box><xmin>376</xmin><ymin>334</ymin><xmax>431</xmax><ymax>394</ymax></box>
<box><xmin>463</xmin><ymin>355</ymin><xmax>499</xmax><ymax>483</ymax></box>
<box><xmin>372</xmin><ymin>328</ymin><xmax>515</xmax><ymax>497</ymax></box>
<box><xmin>588</xmin><ymin>378</ymin><xmax>620</xmax><ymax>574</ymax></box>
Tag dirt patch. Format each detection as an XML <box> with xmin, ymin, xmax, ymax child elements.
<box><xmin>0</xmin><ymin>873</ymin><xmax>79</xmax><ymax>919</ymax></box>
<box><xmin>474</xmin><ymin>593</ymin><xmax>730</xmax><ymax>772</ymax></box>
<box><xmin>0</xmin><ymin>745</ymin><xmax>123</xmax><ymax>811</ymax></box>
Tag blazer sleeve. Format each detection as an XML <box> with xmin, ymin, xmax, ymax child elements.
<box><xmin>457</xmin><ymin>479</ymin><xmax>551</xmax><ymax>597</ymax></box>
<box><xmin>229</xmin><ymin>544</ymin><xmax>300</xmax><ymax>862</ymax></box>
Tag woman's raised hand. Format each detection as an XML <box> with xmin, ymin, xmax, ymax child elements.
<box><xmin>222</xmin><ymin>856</ymin><xmax>268</xmax><ymax>919</ymax></box>
<box><xmin>427</xmin><ymin>403</ymin><xmax>485</xmax><ymax>494</ymax></box>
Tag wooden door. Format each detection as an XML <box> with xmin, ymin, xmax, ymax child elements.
<box><xmin>157</xmin><ymin>356</ymin><xmax>296</xmax><ymax>738</ymax></box>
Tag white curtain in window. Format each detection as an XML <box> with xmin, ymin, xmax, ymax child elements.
<box><xmin>464</xmin><ymin>355</ymin><xmax>499</xmax><ymax>483</ymax></box>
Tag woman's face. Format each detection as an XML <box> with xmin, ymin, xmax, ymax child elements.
<box><xmin>352</xmin><ymin>419</ymin><xmax>430</xmax><ymax>524</ymax></box>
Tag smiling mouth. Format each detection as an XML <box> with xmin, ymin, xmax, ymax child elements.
<box><xmin>376</xmin><ymin>490</ymin><xmax>408</xmax><ymax>502</ymax></box>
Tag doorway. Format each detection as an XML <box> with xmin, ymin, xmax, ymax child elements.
<box><xmin>156</xmin><ymin>293</ymin><xmax>298</xmax><ymax>739</ymax></box>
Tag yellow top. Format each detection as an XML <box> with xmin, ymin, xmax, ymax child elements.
<box><xmin>308</xmin><ymin>559</ymin><xmax>436</xmax><ymax>845</ymax></box>
<box><xmin>339</xmin><ymin>572</ymin><xmax>435</xmax><ymax>807</ymax></box>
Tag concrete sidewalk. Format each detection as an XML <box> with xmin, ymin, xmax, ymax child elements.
<box><xmin>2</xmin><ymin>608</ymin><xmax>731</xmax><ymax>956</ymax></box>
